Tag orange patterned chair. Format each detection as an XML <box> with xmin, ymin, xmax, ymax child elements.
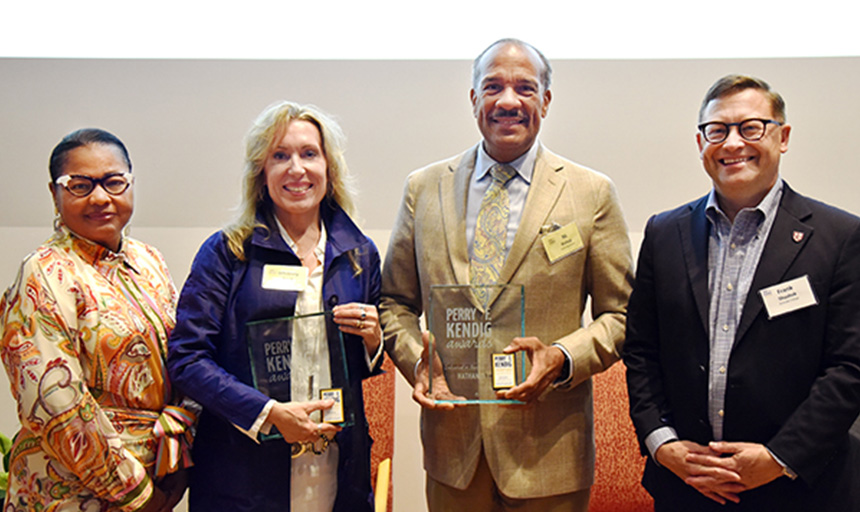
<box><xmin>590</xmin><ymin>361</ymin><xmax>653</xmax><ymax>511</ymax></box>
<box><xmin>363</xmin><ymin>353</ymin><xmax>396</xmax><ymax>511</ymax></box>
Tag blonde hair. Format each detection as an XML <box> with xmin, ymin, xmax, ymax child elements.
<box><xmin>224</xmin><ymin>101</ymin><xmax>356</xmax><ymax>260</ymax></box>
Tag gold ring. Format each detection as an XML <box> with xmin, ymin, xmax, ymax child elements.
<box><xmin>358</xmin><ymin>320</ymin><xmax>365</xmax><ymax>329</ymax></box>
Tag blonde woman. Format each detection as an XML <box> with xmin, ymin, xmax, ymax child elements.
<box><xmin>168</xmin><ymin>102</ymin><xmax>382</xmax><ymax>512</ymax></box>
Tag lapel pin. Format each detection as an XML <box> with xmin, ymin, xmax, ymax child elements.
<box><xmin>539</xmin><ymin>222</ymin><xmax>562</xmax><ymax>235</ymax></box>
<box><xmin>792</xmin><ymin>231</ymin><xmax>804</xmax><ymax>243</ymax></box>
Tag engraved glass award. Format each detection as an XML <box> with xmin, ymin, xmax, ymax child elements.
<box><xmin>427</xmin><ymin>284</ymin><xmax>526</xmax><ymax>404</ymax></box>
<box><xmin>246</xmin><ymin>311</ymin><xmax>354</xmax><ymax>441</ymax></box>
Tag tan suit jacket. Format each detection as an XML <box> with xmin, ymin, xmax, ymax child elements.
<box><xmin>380</xmin><ymin>143</ymin><xmax>633</xmax><ymax>499</ymax></box>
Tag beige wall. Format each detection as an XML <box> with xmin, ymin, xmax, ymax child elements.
<box><xmin>1</xmin><ymin>57</ymin><xmax>859</xmax><ymax>510</ymax></box>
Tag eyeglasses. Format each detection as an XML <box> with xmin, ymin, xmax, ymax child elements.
<box><xmin>54</xmin><ymin>172</ymin><xmax>134</xmax><ymax>197</ymax></box>
<box><xmin>697</xmin><ymin>118</ymin><xmax>783</xmax><ymax>144</ymax></box>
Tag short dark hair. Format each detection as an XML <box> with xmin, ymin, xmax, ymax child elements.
<box><xmin>699</xmin><ymin>74</ymin><xmax>786</xmax><ymax>123</ymax></box>
<box><xmin>49</xmin><ymin>128</ymin><xmax>132</xmax><ymax>181</ymax></box>
<box><xmin>472</xmin><ymin>38</ymin><xmax>552</xmax><ymax>92</ymax></box>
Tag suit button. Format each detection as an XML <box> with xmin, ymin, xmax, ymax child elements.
<box><xmin>328</xmin><ymin>295</ymin><xmax>339</xmax><ymax>307</ymax></box>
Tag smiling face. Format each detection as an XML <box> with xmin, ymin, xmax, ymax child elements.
<box><xmin>52</xmin><ymin>143</ymin><xmax>134</xmax><ymax>252</ymax></box>
<box><xmin>263</xmin><ymin>119</ymin><xmax>328</xmax><ymax>229</ymax></box>
<box><xmin>470</xmin><ymin>43</ymin><xmax>551</xmax><ymax>163</ymax></box>
<box><xmin>697</xmin><ymin>88</ymin><xmax>791</xmax><ymax>217</ymax></box>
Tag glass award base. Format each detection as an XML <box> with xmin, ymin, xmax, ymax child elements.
<box><xmin>246</xmin><ymin>311</ymin><xmax>355</xmax><ymax>440</ymax></box>
<box><xmin>428</xmin><ymin>284</ymin><xmax>526</xmax><ymax>404</ymax></box>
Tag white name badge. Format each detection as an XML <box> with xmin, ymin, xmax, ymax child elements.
<box><xmin>492</xmin><ymin>353</ymin><xmax>516</xmax><ymax>389</ymax></box>
<box><xmin>540</xmin><ymin>222</ymin><xmax>584</xmax><ymax>264</ymax></box>
<box><xmin>758</xmin><ymin>275</ymin><xmax>818</xmax><ymax>319</ymax></box>
<box><xmin>261</xmin><ymin>264</ymin><xmax>308</xmax><ymax>291</ymax></box>
<box><xmin>321</xmin><ymin>388</ymin><xmax>345</xmax><ymax>424</ymax></box>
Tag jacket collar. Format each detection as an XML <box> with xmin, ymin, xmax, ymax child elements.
<box><xmin>249</xmin><ymin>199</ymin><xmax>365</xmax><ymax>261</ymax></box>
<box><xmin>680</xmin><ymin>182</ymin><xmax>814</xmax><ymax>345</ymax></box>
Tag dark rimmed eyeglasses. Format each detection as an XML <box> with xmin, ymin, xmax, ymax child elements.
<box><xmin>54</xmin><ymin>172</ymin><xmax>134</xmax><ymax>197</ymax></box>
<box><xmin>697</xmin><ymin>118</ymin><xmax>783</xmax><ymax>144</ymax></box>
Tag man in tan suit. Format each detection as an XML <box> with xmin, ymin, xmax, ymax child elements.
<box><xmin>380</xmin><ymin>38</ymin><xmax>633</xmax><ymax>511</ymax></box>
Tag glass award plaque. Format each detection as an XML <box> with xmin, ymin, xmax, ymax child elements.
<box><xmin>246</xmin><ymin>311</ymin><xmax>355</xmax><ymax>441</ymax></box>
<box><xmin>428</xmin><ymin>284</ymin><xmax>526</xmax><ymax>404</ymax></box>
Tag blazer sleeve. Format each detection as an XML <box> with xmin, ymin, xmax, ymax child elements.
<box><xmin>353</xmin><ymin>240</ymin><xmax>385</xmax><ymax>378</ymax></box>
<box><xmin>167</xmin><ymin>233</ymin><xmax>271</xmax><ymax>431</ymax></box>
<box><xmin>623</xmin><ymin>214</ymin><xmax>675</xmax><ymax>453</ymax></box>
<box><xmin>556</xmin><ymin>173</ymin><xmax>634</xmax><ymax>387</ymax></box>
<box><xmin>379</xmin><ymin>173</ymin><xmax>425</xmax><ymax>386</ymax></box>
<box><xmin>767</xmin><ymin>221</ymin><xmax>860</xmax><ymax>482</ymax></box>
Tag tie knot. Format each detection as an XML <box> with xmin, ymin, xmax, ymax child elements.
<box><xmin>490</xmin><ymin>163</ymin><xmax>516</xmax><ymax>186</ymax></box>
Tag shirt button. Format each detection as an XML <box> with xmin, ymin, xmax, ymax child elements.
<box><xmin>722</xmin><ymin>324</ymin><xmax>729</xmax><ymax>332</ymax></box>
<box><xmin>726</xmin><ymin>283</ymin><xmax>733</xmax><ymax>291</ymax></box>
<box><xmin>718</xmin><ymin>409</ymin><xmax>725</xmax><ymax>417</ymax></box>
<box><xmin>719</xmin><ymin>366</ymin><xmax>726</xmax><ymax>374</ymax></box>
<box><xmin>730</xmin><ymin>243</ymin><xmax>737</xmax><ymax>250</ymax></box>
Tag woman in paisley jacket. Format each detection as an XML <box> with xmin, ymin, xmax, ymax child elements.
<box><xmin>0</xmin><ymin>128</ymin><xmax>195</xmax><ymax>512</ymax></box>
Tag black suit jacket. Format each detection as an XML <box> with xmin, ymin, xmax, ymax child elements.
<box><xmin>624</xmin><ymin>183</ymin><xmax>860</xmax><ymax>511</ymax></box>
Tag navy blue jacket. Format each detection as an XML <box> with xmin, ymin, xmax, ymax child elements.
<box><xmin>168</xmin><ymin>201</ymin><xmax>381</xmax><ymax>512</ymax></box>
<box><xmin>624</xmin><ymin>185</ymin><xmax>860</xmax><ymax>511</ymax></box>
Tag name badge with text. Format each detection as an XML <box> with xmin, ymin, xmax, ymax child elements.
<box><xmin>492</xmin><ymin>353</ymin><xmax>516</xmax><ymax>389</ymax></box>
<box><xmin>261</xmin><ymin>264</ymin><xmax>308</xmax><ymax>291</ymax></box>
<box><xmin>759</xmin><ymin>275</ymin><xmax>818</xmax><ymax>319</ymax></box>
<box><xmin>321</xmin><ymin>388</ymin><xmax>345</xmax><ymax>423</ymax></box>
<box><xmin>541</xmin><ymin>222</ymin><xmax>584</xmax><ymax>263</ymax></box>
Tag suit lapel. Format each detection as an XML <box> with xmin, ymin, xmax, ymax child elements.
<box><xmin>735</xmin><ymin>186</ymin><xmax>813</xmax><ymax>343</ymax></box>
<box><xmin>439</xmin><ymin>146</ymin><xmax>477</xmax><ymax>288</ymax></box>
<box><xmin>497</xmin><ymin>146</ymin><xmax>564</xmax><ymax>287</ymax></box>
<box><xmin>678</xmin><ymin>197</ymin><xmax>711</xmax><ymax>334</ymax></box>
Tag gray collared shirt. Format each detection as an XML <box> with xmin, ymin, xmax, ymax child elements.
<box><xmin>644</xmin><ymin>178</ymin><xmax>784</xmax><ymax>455</ymax></box>
<box><xmin>705</xmin><ymin>179</ymin><xmax>783</xmax><ymax>440</ymax></box>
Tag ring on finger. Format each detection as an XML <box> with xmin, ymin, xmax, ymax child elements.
<box><xmin>358</xmin><ymin>319</ymin><xmax>365</xmax><ymax>329</ymax></box>
<box><xmin>360</xmin><ymin>309</ymin><xmax>367</xmax><ymax>320</ymax></box>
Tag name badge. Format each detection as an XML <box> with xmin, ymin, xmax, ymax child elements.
<box><xmin>321</xmin><ymin>388</ymin><xmax>345</xmax><ymax>424</ymax></box>
<box><xmin>261</xmin><ymin>264</ymin><xmax>308</xmax><ymax>291</ymax></box>
<box><xmin>758</xmin><ymin>275</ymin><xmax>818</xmax><ymax>319</ymax></box>
<box><xmin>541</xmin><ymin>222</ymin><xmax>584</xmax><ymax>263</ymax></box>
<box><xmin>492</xmin><ymin>353</ymin><xmax>516</xmax><ymax>389</ymax></box>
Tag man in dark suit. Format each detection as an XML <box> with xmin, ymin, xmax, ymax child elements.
<box><xmin>624</xmin><ymin>75</ymin><xmax>860</xmax><ymax>511</ymax></box>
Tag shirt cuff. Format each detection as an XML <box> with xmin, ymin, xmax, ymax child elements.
<box><xmin>413</xmin><ymin>357</ymin><xmax>423</xmax><ymax>383</ymax></box>
<box><xmin>645</xmin><ymin>426</ymin><xmax>679</xmax><ymax>461</ymax></box>
<box><xmin>551</xmin><ymin>343</ymin><xmax>574</xmax><ymax>389</ymax></box>
<box><xmin>233</xmin><ymin>398</ymin><xmax>276</xmax><ymax>443</ymax></box>
<box><xmin>767</xmin><ymin>448</ymin><xmax>798</xmax><ymax>480</ymax></box>
<box><xmin>365</xmin><ymin>338</ymin><xmax>384</xmax><ymax>370</ymax></box>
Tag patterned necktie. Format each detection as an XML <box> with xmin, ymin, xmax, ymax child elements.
<box><xmin>470</xmin><ymin>163</ymin><xmax>516</xmax><ymax>306</ymax></box>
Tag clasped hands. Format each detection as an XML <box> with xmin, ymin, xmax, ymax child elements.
<box><xmin>412</xmin><ymin>332</ymin><xmax>565</xmax><ymax>408</ymax></box>
<box><xmin>656</xmin><ymin>440</ymin><xmax>787</xmax><ymax>505</ymax></box>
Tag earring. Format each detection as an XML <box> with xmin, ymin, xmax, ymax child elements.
<box><xmin>53</xmin><ymin>207</ymin><xmax>62</xmax><ymax>232</ymax></box>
